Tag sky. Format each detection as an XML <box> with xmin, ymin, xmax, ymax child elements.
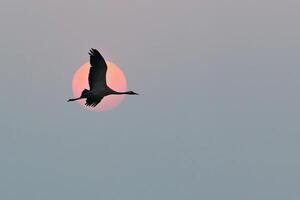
<box><xmin>0</xmin><ymin>0</ymin><xmax>300</xmax><ymax>199</ymax></box>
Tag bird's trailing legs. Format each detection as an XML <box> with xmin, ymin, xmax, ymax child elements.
<box><xmin>67</xmin><ymin>97</ymin><xmax>83</xmax><ymax>102</ymax></box>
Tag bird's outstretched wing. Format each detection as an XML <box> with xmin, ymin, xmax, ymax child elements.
<box><xmin>85</xmin><ymin>97</ymin><xmax>104</xmax><ymax>107</ymax></box>
<box><xmin>88</xmin><ymin>48</ymin><xmax>108</xmax><ymax>90</ymax></box>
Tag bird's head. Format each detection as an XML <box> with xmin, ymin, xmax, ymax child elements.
<box><xmin>128</xmin><ymin>91</ymin><xmax>139</xmax><ymax>95</ymax></box>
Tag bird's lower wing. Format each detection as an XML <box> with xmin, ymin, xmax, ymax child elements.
<box><xmin>85</xmin><ymin>97</ymin><xmax>103</xmax><ymax>107</ymax></box>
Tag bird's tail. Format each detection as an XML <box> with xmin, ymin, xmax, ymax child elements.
<box><xmin>68</xmin><ymin>89</ymin><xmax>89</xmax><ymax>102</ymax></box>
<box><xmin>81</xmin><ymin>89</ymin><xmax>89</xmax><ymax>97</ymax></box>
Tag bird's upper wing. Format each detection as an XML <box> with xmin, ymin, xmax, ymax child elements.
<box><xmin>88</xmin><ymin>48</ymin><xmax>108</xmax><ymax>90</ymax></box>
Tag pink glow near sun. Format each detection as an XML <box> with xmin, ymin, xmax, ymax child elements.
<box><xmin>72</xmin><ymin>61</ymin><xmax>127</xmax><ymax>112</ymax></box>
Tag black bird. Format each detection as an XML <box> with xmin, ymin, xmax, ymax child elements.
<box><xmin>68</xmin><ymin>49</ymin><xmax>138</xmax><ymax>107</ymax></box>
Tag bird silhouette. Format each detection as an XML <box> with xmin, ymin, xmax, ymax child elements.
<box><xmin>68</xmin><ymin>48</ymin><xmax>138</xmax><ymax>107</ymax></box>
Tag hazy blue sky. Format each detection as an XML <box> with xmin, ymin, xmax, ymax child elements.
<box><xmin>1</xmin><ymin>0</ymin><xmax>300</xmax><ymax>199</ymax></box>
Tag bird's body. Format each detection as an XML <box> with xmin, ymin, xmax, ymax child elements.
<box><xmin>68</xmin><ymin>48</ymin><xmax>138</xmax><ymax>107</ymax></box>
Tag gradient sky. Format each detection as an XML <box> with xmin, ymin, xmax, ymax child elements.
<box><xmin>1</xmin><ymin>0</ymin><xmax>300</xmax><ymax>199</ymax></box>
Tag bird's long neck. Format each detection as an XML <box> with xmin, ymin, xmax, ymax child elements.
<box><xmin>112</xmin><ymin>91</ymin><xmax>132</xmax><ymax>95</ymax></box>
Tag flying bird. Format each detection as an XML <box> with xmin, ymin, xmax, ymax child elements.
<box><xmin>68</xmin><ymin>48</ymin><xmax>138</xmax><ymax>107</ymax></box>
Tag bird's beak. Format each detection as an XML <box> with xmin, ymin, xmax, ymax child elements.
<box><xmin>133</xmin><ymin>92</ymin><xmax>139</xmax><ymax>95</ymax></box>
